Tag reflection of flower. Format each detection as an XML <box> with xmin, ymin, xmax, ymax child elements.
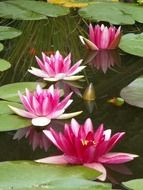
<box><xmin>85</xmin><ymin>50</ymin><xmax>121</xmax><ymax>73</ymax></box>
<box><xmin>80</xmin><ymin>24</ymin><xmax>121</xmax><ymax>50</ymax></box>
<box><xmin>37</xmin><ymin>118</ymin><xmax>138</xmax><ymax>181</ymax></box>
<box><xmin>28</xmin><ymin>51</ymin><xmax>85</xmax><ymax>81</ymax></box>
<box><xmin>13</xmin><ymin>126</ymin><xmax>51</xmax><ymax>151</ymax></box>
<box><xmin>55</xmin><ymin>81</ymin><xmax>82</xmax><ymax>97</ymax></box>
<box><xmin>9</xmin><ymin>85</ymin><xmax>82</xmax><ymax>127</ymax></box>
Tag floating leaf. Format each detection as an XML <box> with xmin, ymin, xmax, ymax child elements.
<box><xmin>0</xmin><ymin>101</ymin><xmax>23</xmax><ymax>115</ymax></box>
<box><xmin>120</xmin><ymin>76</ymin><xmax>143</xmax><ymax>108</ymax></box>
<box><xmin>0</xmin><ymin>59</ymin><xmax>11</xmax><ymax>71</ymax></box>
<box><xmin>0</xmin><ymin>26</ymin><xmax>22</xmax><ymax>40</ymax></box>
<box><xmin>0</xmin><ymin>161</ymin><xmax>111</xmax><ymax>190</ymax></box>
<box><xmin>0</xmin><ymin>42</ymin><xmax>4</xmax><ymax>51</ymax></box>
<box><xmin>8</xmin><ymin>0</ymin><xmax>70</xmax><ymax>17</ymax></box>
<box><xmin>119</xmin><ymin>33</ymin><xmax>143</xmax><ymax>57</ymax></box>
<box><xmin>0</xmin><ymin>115</ymin><xmax>31</xmax><ymax>131</ymax></box>
<box><xmin>79</xmin><ymin>2</ymin><xmax>143</xmax><ymax>25</ymax></box>
<box><xmin>0</xmin><ymin>82</ymin><xmax>46</xmax><ymax>102</ymax></box>
<box><xmin>123</xmin><ymin>179</ymin><xmax>143</xmax><ymax>190</ymax></box>
<box><xmin>0</xmin><ymin>2</ymin><xmax>46</xmax><ymax>20</ymax></box>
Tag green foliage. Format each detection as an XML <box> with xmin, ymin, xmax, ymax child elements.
<box><xmin>0</xmin><ymin>43</ymin><xmax>4</xmax><ymax>52</ymax></box>
<box><xmin>79</xmin><ymin>2</ymin><xmax>143</xmax><ymax>25</ymax></box>
<box><xmin>0</xmin><ymin>101</ymin><xmax>23</xmax><ymax>115</ymax></box>
<box><xmin>119</xmin><ymin>33</ymin><xmax>143</xmax><ymax>57</ymax></box>
<box><xmin>120</xmin><ymin>76</ymin><xmax>143</xmax><ymax>108</ymax></box>
<box><xmin>0</xmin><ymin>59</ymin><xmax>11</xmax><ymax>71</ymax></box>
<box><xmin>0</xmin><ymin>161</ymin><xmax>111</xmax><ymax>190</ymax></box>
<box><xmin>0</xmin><ymin>82</ymin><xmax>46</xmax><ymax>102</ymax></box>
<box><xmin>123</xmin><ymin>178</ymin><xmax>143</xmax><ymax>190</ymax></box>
<box><xmin>0</xmin><ymin>26</ymin><xmax>22</xmax><ymax>40</ymax></box>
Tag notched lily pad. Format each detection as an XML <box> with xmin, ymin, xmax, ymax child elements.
<box><xmin>119</xmin><ymin>33</ymin><xmax>143</xmax><ymax>57</ymax></box>
<box><xmin>120</xmin><ymin>76</ymin><xmax>143</xmax><ymax>108</ymax></box>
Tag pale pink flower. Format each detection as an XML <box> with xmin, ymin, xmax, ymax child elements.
<box><xmin>79</xmin><ymin>24</ymin><xmax>121</xmax><ymax>50</ymax></box>
<box><xmin>9</xmin><ymin>85</ymin><xmax>82</xmax><ymax>127</ymax></box>
<box><xmin>36</xmin><ymin>118</ymin><xmax>138</xmax><ymax>181</ymax></box>
<box><xmin>28</xmin><ymin>51</ymin><xmax>86</xmax><ymax>82</ymax></box>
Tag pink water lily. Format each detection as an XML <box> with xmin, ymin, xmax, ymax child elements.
<box><xmin>36</xmin><ymin>118</ymin><xmax>138</xmax><ymax>181</ymax></box>
<box><xmin>79</xmin><ymin>24</ymin><xmax>121</xmax><ymax>50</ymax></box>
<box><xmin>28</xmin><ymin>51</ymin><xmax>86</xmax><ymax>82</ymax></box>
<box><xmin>9</xmin><ymin>85</ymin><xmax>82</xmax><ymax>127</ymax></box>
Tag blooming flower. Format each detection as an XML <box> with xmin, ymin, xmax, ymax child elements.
<box><xmin>36</xmin><ymin>118</ymin><xmax>138</xmax><ymax>181</ymax></box>
<box><xmin>9</xmin><ymin>85</ymin><xmax>82</xmax><ymax>127</ymax></box>
<box><xmin>28</xmin><ymin>51</ymin><xmax>86</xmax><ymax>82</ymax></box>
<box><xmin>79</xmin><ymin>24</ymin><xmax>121</xmax><ymax>50</ymax></box>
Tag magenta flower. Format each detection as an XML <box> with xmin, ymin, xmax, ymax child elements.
<box><xmin>28</xmin><ymin>51</ymin><xmax>86</xmax><ymax>82</ymax></box>
<box><xmin>79</xmin><ymin>24</ymin><xmax>121</xmax><ymax>50</ymax></box>
<box><xmin>9</xmin><ymin>85</ymin><xmax>82</xmax><ymax>127</ymax></box>
<box><xmin>37</xmin><ymin>118</ymin><xmax>138</xmax><ymax>181</ymax></box>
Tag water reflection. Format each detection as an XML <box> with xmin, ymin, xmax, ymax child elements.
<box><xmin>13</xmin><ymin>120</ymin><xmax>65</xmax><ymax>151</ymax></box>
<box><xmin>84</xmin><ymin>50</ymin><xmax>121</xmax><ymax>73</ymax></box>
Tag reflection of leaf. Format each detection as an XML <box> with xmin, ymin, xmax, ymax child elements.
<box><xmin>119</xmin><ymin>33</ymin><xmax>143</xmax><ymax>57</ymax></box>
<box><xmin>120</xmin><ymin>76</ymin><xmax>143</xmax><ymax>108</ymax></box>
<box><xmin>79</xmin><ymin>2</ymin><xmax>143</xmax><ymax>24</ymax></box>
<box><xmin>0</xmin><ymin>26</ymin><xmax>22</xmax><ymax>40</ymax></box>
<box><xmin>0</xmin><ymin>115</ymin><xmax>31</xmax><ymax>131</ymax></box>
<box><xmin>0</xmin><ymin>161</ymin><xmax>111</xmax><ymax>190</ymax></box>
<box><xmin>123</xmin><ymin>179</ymin><xmax>143</xmax><ymax>190</ymax></box>
<box><xmin>0</xmin><ymin>59</ymin><xmax>11</xmax><ymax>71</ymax></box>
<box><xmin>0</xmin><ymin>82</ymin><xmax>46</xmax><ymax>102</ymax></box>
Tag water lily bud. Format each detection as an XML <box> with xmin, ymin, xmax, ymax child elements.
<box><xmin>108</xmin><ymin>97</ymin><xmax>125</xmax><ymax>107</ymax></box>
<box><xmin>83</xmin><ymin>83</ymin><xmax>96</xmax><ymax>101</ymax></box>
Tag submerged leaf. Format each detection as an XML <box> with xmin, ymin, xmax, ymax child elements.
<box><xmin>120</xmin><ymin>76</ymin><xmax>143</xmax><ymax>108</ymax></box>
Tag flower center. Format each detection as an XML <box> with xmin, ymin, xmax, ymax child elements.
<box><xmin>81</xmin><ymin>139</ymin><xmax>96</xmax><ymax>146</ymax></box>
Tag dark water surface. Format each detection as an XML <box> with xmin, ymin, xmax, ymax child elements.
<box><xmin>0</xmin><ymin>15</ymin><xmax>143</xmax><ymax>188</ymax></box>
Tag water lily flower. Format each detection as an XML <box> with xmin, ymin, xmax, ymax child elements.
<box><xmin>36</xmin><ymin>118</ymin><xmax>138</xmax><ymax>181</ymax></box>
<box><xmin>28</xmin><ymin>51</ymin><xmax>86</xmax><ymax>82</ymax></box>
<box><xmin>79</xmin><ymin>24</ymin><xmax>121</xmax><ymax>50</ymax></box>
<box><xmin>9</xmin><ymin>85</ymin><xmax>82</xmax><ymax>127</ymax></box>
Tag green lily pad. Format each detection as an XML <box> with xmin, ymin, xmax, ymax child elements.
<box><xmin>0</xmin><ymin>101</ymin><xmax>23</xmax><ymax>115</ymax></box>
<box><xmin>119</xmin><ymin>33</ymin><xmax>143</xmax><ymax>57</ymax></box>
<box><xmin>8</xmin><ymin>0</ymin><xmax>70</xmax><ymax>18</ymax></box>
<box><xmin>0</xmin><ymin>115</ymin><xmax>31</xmax><ymax>131</ymax></box>
<box><xmin>120</xmin><ymin>76</ymin><xmax>143</xmax><ymax>108</ymax></box>
<box><xmin>123</xmin><ymin>179</ymin><xmax>143</xmax><ymax>190</ymax></box>
<box><xmin>79</xmin><ymin>2</ymin><xmax>143</xmax><ymax>25</ymax></box>
<box><xmin>0</xmin><ymin>26</ymin><xmax>22</xmax><ymax>41</ymax></box>
<box><xmin>0</xmin><ymin>42</ymin><xmax>4</xmax><ymax>51</ymax></box>
<box><xmin>0</xmin><ymin>161</ymin><xmax>111</xmax><ymax>190</ymax></box>
<box><xmin>0</xmin><ymin>58</ymin><xmax>11</xmax><ymax>71</ymax></box>
<box><xmin>0</xmin><ymin>2</ymin><xmax>46</xmax><ymax>20</ymax></box>
<box><xmin>0</xmin><ymin>82</ymin><xmax>46</xmax><ymax>102</ymax></box>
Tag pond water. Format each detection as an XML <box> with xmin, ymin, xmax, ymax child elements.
<box><xmin>0</xmin><ymin>15</ymin><xmax>143</xmax><ymax>189</ymax></box>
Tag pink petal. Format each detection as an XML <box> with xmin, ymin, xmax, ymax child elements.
<box><xmin>84</xmin><ymin>162</ymin><xmax>107</xmax><ymax>181</ymax></box>
<box><xmin>99</xmin><ymin>152</ymin><xmax>138</xmax><ymax>164</ymax></box>
<box><xmin>83</xmin><ymin>118</ymin><xmax>93</xmax><ymax>134</ymax></box>
<box><xmin>36</xmin><ymin>155</ymin><xmax>68</xmax><ymax>164</ymax></box>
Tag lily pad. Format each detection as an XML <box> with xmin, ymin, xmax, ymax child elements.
<box><xmin>0</xmin><ymin>82</ymin><xmax>46</xmax><ymax>102</ymax></box>
<box><xmin>123</xmin><ymin>179</ymin><xmax>143</xmax><ymax>190</ymax></box>
<box><xmin>0</xmin><ymin>161</ymin><xmax>111</xmax><ymax>190</ymax></box>
<box><xmin>120</xmin><ymin>76</ymin><xmax>143</xmax><ymax>108</ymax></box>
<box><xmin>8</xmin><ymin>0</ymin><xmax>70</xmax><ymax>17</ymax></box>
<box><xmin>0</xmin><ymin>42</ymin><xmax>4</xmax><ymax>51</ymax></box>
<box><xmin>79</xmin><ymin>2</ymin><xmax>143</xmax><ymax>25</ymax></box>
<box><xmin>0</xmin><ymin>115</ymin><xmax>31</xmax><ymax>131</ymax></box>
<box><xmin>119</xmin><ymin>33</ymin><xmax>143</xmax><ymax>57</ymax></box>
<box><xmin>0</xmin><ymin>59</ymin><xmax>11</xmax><ymax>71</ymax></box>
<box><xmin>0</xmin><ymin>26</ymin><xmax>22</xmax><ymax>40</ymax></box>
<box><xmin>0</xmin><ymin>2</ymin><xmax>46</xmax><ymax>20</ymax></box>
<box><xmin>0</xmin><ymin>101</ymin><xmax>23</xmax><ymax>115</ymax></box>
